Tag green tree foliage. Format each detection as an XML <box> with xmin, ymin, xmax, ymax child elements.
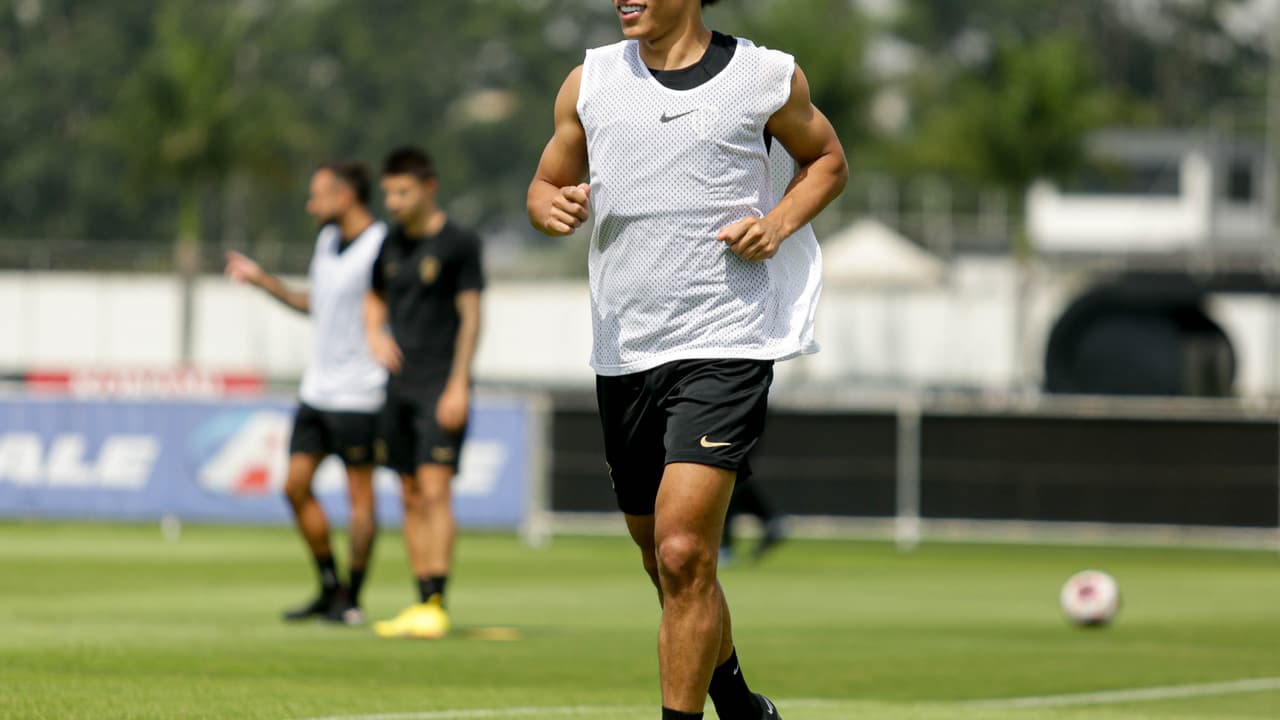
<box><xmin>110</xmin><ymin>2</ymin><xmax>299</xmax><ymax>251</ymax></box>
<box><xmin>907</xmin><ymin>34</ymin><xmax>1116</xmax><ymax>196</ymax></box>
<box><xmin>0</xmin><ymin>0</ymin><xmax>1270</xmax><ymax>271</ymax></box>
<box><xmin>717</xmin><ymin>0</ymin><xmax>872</xmax><ymax>152</ymax></box>
<box><xmin>894</xmin><ymin>0</ymin><xmax>1270</xmax><ymax>130</ymax></box>
<box><xmin>0</xmin><ymin>1</ymin><xmax>168</xmax><ymax>239</ymax></box>
<box><xmin>103</xmin><ymin>2</ymin><xmax>303</xmax><ymax>361</ymax></box>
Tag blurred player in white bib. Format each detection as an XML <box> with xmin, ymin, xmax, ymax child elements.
<box><xmin>225</xmin><ymin>161</ymin><xmax>387</xmax><ymax>626</ymax></box>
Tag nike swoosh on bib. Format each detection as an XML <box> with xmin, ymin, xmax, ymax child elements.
<box><xmin>659</xmin><ymin>109</ymin><xmax>697</xmax><ymax>123</ymax></box>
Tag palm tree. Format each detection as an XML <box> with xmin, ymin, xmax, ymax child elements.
<box><xmin>111</xmin><ymin>3</ymin><xmax>296</xmax><ymax>364</ymax></box>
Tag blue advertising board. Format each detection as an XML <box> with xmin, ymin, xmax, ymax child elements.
<box><xmin>0</xmin><ymin>393</ymin><xmax>539</xmax><ymax>528</ymax></box>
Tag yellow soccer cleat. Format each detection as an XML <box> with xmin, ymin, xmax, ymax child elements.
<box><xmin>373</xmin><ymin>599</ymin><xmax>451</xmax><ymax>639</ymax></box>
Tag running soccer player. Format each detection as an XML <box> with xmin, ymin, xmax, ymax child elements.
<box><xmin>527</xmin><ymin>1</ymin><xmax>847</xmax><ymax>718</ymax></box>
<box><xmin>225</xmin><ymin>161</ymin><xmax>387</xmax><ymax>625</ymax></box>
<box><xmin>364</xmin><ymin>146</ymin><xmax>484</xmax><ymax>639</ymax></box>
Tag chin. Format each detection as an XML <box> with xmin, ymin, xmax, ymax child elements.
<box><xmin>618</xmin><ymin>19</ymin><xmax>652</xmax><ymax>39</ymax></box>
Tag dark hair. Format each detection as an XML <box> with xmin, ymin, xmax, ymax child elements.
<box><xmin>382</xmin><ymin>146</ymin><xmax>437</xmax><ymax>181</ymax></box>
<box><xmin>702</xmin><ymin>0</ymin><xmax>720</xmax><ymax>6</ymax></box>
<box><xmin>318</xmin><ymin>160</ymin><xmax>371</xmax><ymax>205</ymax></box>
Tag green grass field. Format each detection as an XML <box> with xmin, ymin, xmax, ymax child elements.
<box><xmin>1</xmin><ymin>521</ymin><xmax>1278</xmax><ymax>720</ymax></box>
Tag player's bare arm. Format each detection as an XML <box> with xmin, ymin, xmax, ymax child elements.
<box><xmin>225</xmin><ymin>250</ymin><xmax>310</xmax><ymax>313</ymax></box>
<box><xmin>363</xmin><ymin>289</ymin><xmax>402</xmax><ymax>374</ymax></box>
<box><xmin>527</xmin><ymin>66</ymin><xmax>591</xmax><ymax>236</ymax></box>
<box><xmin>717</xmin><ymin>65</ymin><xmax>848</xmax><ymax>262</ymax></box>
<box><xmin>437</xmin><ymin>289</ymin><xmax>481</xmax><ymax>433</ymax></box>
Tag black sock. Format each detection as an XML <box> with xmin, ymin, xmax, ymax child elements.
<box><xmin>417</xmin><ymin>575</ymin><xmax>447</xmax><ymax>604</ymax></box>
<box><xmin>661</xmin><ymin>709</ymin><xmax>703</xmax><ymax>720</ymax></box>
<box><xmin>348</xmin><ymin>568</ymin><xmax>367</xmax><ymax>605</ymax></box>
<box><xmin>709</xmin><ymin>649</ymin><xmax>758</xmax><ymax>719</ymax></box>
<box><xmin>315</xmin><ymin>554</ymin><xmax>339</xmax><ymax>595</ymax></box>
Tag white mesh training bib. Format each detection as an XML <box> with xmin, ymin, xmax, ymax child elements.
<box><xmin>299</xmin><ymin>222</ymin><xmax>388</xmax><ymax>412</ymax></box>
<box><xmin>578</xmin><ymin>37</ymin><xmax>822</xmax><ymax>376</ymax></box>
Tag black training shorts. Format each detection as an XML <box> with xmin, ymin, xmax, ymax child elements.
<box><xmin>376</xmin><ymin>383</ymin><xmax>467</xmax><ymax>476</ymax></box>
<box><xmin>288</xmin><ymin>402</ymin><xmax>378</xmax><ymax>467</ymax></box>
<box><xmin>595</xmin><ymin>358</ymin><xmax>773</xmax><ymax>515</ymax></box>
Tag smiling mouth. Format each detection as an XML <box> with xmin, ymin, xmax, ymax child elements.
<box><xmin>617</xmin><ymin>4</ymin><xmax>645</xmax><ymax>21</ymax></box>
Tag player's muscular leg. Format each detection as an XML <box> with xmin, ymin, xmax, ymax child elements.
<box><xmin>625</xmin><ymin>513</ymin><xmax>663</xmax><ymax>603</ymax></box>
<box><xmin>284</xmin><ymin>453</ymin><xmax>329</xmax><ymax>556</ymax></box>
<box><xmin>653</xmin><ymin>462</ymin><xmax>736</xmax><ymax>713</ymax></box>
<box><xmin>401</xmin><ymin>464</ymin><xmax>455</xmax><ymax>577</ymax></box>
<box><xmin>345</xmin><ymin>465</ymin><xmax>376</xmax><ymax>571</ymax></box>
<box><xmin>627</xmin><ymin>512</ymin><xmax>736</xmax><ymax>664</ymax></box>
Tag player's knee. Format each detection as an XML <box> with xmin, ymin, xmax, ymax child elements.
<box><xmin>418</xmin><ymin>483</ymin><xmax>449</xmax><ymax>507</ymax></box>
<box><xmin>282</xmin><ymin>478</ymin><xmax>312</xmax><ymax>507</ymax></box>
<box><xmin>346</xmin><ymin>474</ymin><xmax>375</xmax><ymax>504</ymax></box>
<box><xmin>411</xmin><ymin>470</ymin><xmax>452</xmax><ymax>507</ymax></box>
<box><xmin>400</xmin><ymin>489</ymin><xmax>426</xmax><ymax>515</ymax></box>
<box><xmin>348</xmin><ymin>500</ymin><xmax>376</xmax><ymax>526</ymax></box>
<box><xmin>655</xmin><ymin>533</ymin><xmax>714</xmax><ymax>590</ymax></box>
<box><xmin>347</xmin><ymin>482</ymin><xmax>375</xmax><ymax>511</ymax></box>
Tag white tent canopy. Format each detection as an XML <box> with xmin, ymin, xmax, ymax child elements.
<box><xmin>820</xmin><ymin>217</ymin><xmax>946</xmax><ymax>288</ymax></box>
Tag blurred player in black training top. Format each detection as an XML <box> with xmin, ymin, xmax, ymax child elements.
<box><xmin>225</xmin><ymin>161</ymin><xmax>387</xmax><ymax>625</ymax></box>
<box><xmin>364</xmin><ymin>146</ymin><xmax>484</xmax><ymax>639</ymax></box>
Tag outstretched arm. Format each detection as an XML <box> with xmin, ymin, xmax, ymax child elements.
<box><xmin>225</xmin><ymin>250</ymin><xmax>310</xmax><ymax>313</ymax></box>
<box><xmin>527</xmin><ymin>66</ymin><xmax>592</xmax><ymax>236</ymax></box>
<box><xmin>718</xmin><ymin>65</ymin><xmax>849</xmax><ymax>262</ymax></box>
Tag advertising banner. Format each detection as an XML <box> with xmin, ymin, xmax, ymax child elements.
<box><xmin>0</xmin><ymin>394</ymin><xmax>538</xmax><ymax>528</ymax></box>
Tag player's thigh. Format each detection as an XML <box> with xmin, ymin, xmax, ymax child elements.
<box><xmin>376</xmin><ymin>394</ymin><xmax>417</xmax><ymax>477</ymax></box>
<box><xmin>326</xmin><ymin>410</ymin><xmax>377</xmax><ymax>506</ymax></box>
<box><xmin>285</xmin><ymin>452</ymin><xmax>324</xmax><ymax>495</ymax></box>
<box><xmin>288</xmin><ymin>403</ymin><xmax>331</xmax><ymax>461</ymax></box>
<box><xmin>661</xmin><ymin>359</ymin><xmax>773</xmax><ymax>474</ymax></box>
<box><xmin>654</xmin><ymin>462</ymin><xmax>736</xmax><ymax>544</ymax></box>
<box><xmin>411</xmin><ymin>387</ymin><xmax>466</xmax><ymax>472</ymax></box>
<box><xmin>327</xmin><ymin>409</ymin><xmax>378</xmax><ymax>469</ymax></box>
<box><xmin>596</xmin><ymin>372</ymin><xmax>666</xmax><ymax>515</ymax></box>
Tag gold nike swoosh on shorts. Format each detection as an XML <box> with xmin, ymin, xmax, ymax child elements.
<box><xmin>699</xmin><ymin>435</ymin><xmax>732</xmax><ymax>448</ymax></box>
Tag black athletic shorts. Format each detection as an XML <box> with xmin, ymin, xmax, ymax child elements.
<box><xmin>288</xmin><ymin>402</ymin><xmax>378</xmax><ymax>467</ymax></box>
<box><xmin>376</xmin><ymin>383</ymin><xmax>467</xmax><ymax>475</ymax></box>
<box><xmin>595</xmin><ymin>358</ymin><xmax>774</xmax><ymax>515</ymax></box>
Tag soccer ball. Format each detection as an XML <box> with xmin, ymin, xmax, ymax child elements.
<box><xmin>1059</xmin><ymin>569</ymin><xmax>1120</xmax><ymax>626</ymax></box>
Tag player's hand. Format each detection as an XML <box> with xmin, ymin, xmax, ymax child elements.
<box><xmin>717</xmin><ymin>214</ymin><xmax>783</xmax><ymax>263</ymax></box>
<box><xmin>436</xmin><ymin>382</ymin><xmax>469</xmax><ymax>434</ymax></box>
<box><xmin>224</xmin><ymin>251</ymin><xmax>263</xmax><ymax>285</ymax></box>
<box><xmin>369</xmin><ymin>333</ymin><xmax>403</xmax><ymax>374</ymax></box>
<box><xmin>543</xmin><ymin>183</ymin><xmax>591</xmax><ymax>236</ymax></box>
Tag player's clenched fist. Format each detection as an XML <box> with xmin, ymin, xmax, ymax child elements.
<box><xmin>541</xmin><ymin>183</ymin><xmax>591</xmax><ymax>236</ymax></box>
<box><xmin>717</xmin><ymin>215</ymin><xmax>783</xmax><ymax>263</ymax></box>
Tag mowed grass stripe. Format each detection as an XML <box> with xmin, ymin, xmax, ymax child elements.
<box><xmin>1</xmin><ymin>522</ymin><xmax>1279</xmax><ymax>719</ymax></box>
